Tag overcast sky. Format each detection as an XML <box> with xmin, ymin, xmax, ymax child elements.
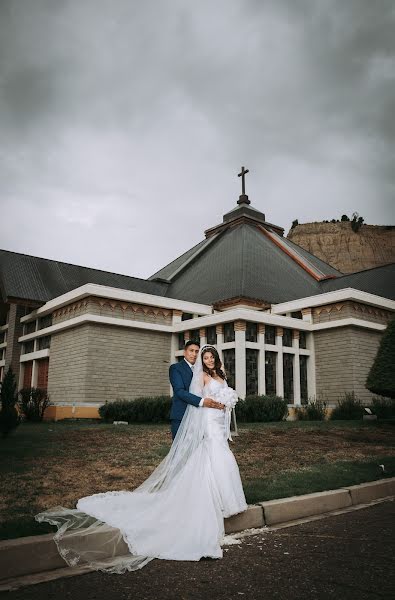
<box><xmin>0</xmin><ymin>0</ymin><xmax>394</xmax><ymax>279</ymax></box>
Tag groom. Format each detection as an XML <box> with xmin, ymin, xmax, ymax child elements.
<box><xmin>169</xmin><ymin>340</ymin><xmax>225</xmax><ymax>440</ymax></box>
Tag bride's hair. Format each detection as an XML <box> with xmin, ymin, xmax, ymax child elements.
<box><xmin>201</xmin><ymin>346</ymin><xmax>226</xmax><ymax>380</ymax></box>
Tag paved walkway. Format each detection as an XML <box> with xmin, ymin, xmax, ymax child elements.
<box><xmin>2</xmin><ymin>500</ymin><xmax>394</xmax><ymax>600</ymax></box>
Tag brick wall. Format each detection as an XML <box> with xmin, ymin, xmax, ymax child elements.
<box><xmin>47</xmin><ymin>323</ymin><xmax>172</xmax><ymax>405</ymax></box>
<box><xmin>314</xmin><ymin>325</ymin><xmax>383</xmax><ymax>404</ymax></box>
<box><xmin>47</xmin><ymin>324</ymin><xmax>90</xmax><ymax>404</ymax></box>
<box><xmin>84</xmin><ymin>324</ymin><xmax>171</xmax><ymax>402</ymax></box>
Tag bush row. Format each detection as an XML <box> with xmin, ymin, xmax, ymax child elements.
<box><xmin>99</xmin><ymin>394</ymin><xmax>289</xmax><ymax>423</ymax></box>
<box><xmin>99</xmin><ymin>396</ymin><xmax>172</xmax><ymax>423</ymax></box>
<box><xmin>294</xmin><ymin>393</ymin><xmax>395</xmax><ymax>421</ymax></box>
<box><xmin>99</xmin><ymin>393</ymin><xmax>395</xmax><ymax>424</ymax></box>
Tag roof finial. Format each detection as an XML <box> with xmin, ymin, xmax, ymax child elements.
<box><xmin>237</xmin><ymin>166</ymin><xmax>250</xmax><ymax>205</ymax></box>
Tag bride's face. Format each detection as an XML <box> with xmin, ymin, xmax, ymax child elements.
<box><xmin>202</xmin><ymin>352</ymin><xmax>215</xmax><ymax>370</ymax></box>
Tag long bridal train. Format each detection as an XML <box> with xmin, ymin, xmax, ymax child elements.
<box><xmin>36</xmin><ymin>364</ymin><xmax>247</xmax><ymax>573</ymax></box>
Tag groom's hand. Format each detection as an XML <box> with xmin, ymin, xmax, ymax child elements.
<box><xmin>203</xmin><ymin>398</ymin><xmax>225</xmax><ymax>410</ymax></box>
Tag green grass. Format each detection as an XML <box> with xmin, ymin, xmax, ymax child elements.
<box><xmin>243</xmin><ymin>456</ymin><xmax>395</xmax><ymax>503</ymax></box>
<box><xmin>0</xmin><ymin>419</ymin><xmax>394</xmax><ymax>541</ymax></box>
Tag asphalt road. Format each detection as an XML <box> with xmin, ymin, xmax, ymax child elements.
<box><xmin>2</xmin><ymin>500</ymin><xmax>394</xmax><ymax>600</ymax></box>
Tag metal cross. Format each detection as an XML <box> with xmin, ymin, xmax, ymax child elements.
<box><xmin>238</xmin><ymin>166</ymin><xmax>249</xmax><ymax>196</ymax></box>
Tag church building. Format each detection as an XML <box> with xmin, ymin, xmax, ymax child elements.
<box><xmin>1</xmin><ymin>174</ymin><xmax>394</xmax><ymax>419</ymax></box>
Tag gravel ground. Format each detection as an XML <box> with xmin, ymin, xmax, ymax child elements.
<box><xmin>2</xmin><ymin>500</ymin><xmax>394</xmax><ymax>600</ymax></box>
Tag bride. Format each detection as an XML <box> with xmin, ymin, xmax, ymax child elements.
<box><xmin>36</xmin><ymin>345</ymin><xmax>247</xmax><ymax>573</ymax></box>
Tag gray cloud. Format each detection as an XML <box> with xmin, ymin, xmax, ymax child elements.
<box><xmin>0</xmin><ymin>0</ymin><xmax>394</xmax><ymax>279</ymax></box>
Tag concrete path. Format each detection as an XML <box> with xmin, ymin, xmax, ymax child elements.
<box><xmin>1</xmin><ymin>499</ymin><xmax>393</xmax><ymax>600</ymax></box>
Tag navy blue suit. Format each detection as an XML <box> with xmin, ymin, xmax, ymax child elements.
<box><xmin>169</xmin><ymin>360</ymin><xmax>201</xmax><ymax>439</ymax></box>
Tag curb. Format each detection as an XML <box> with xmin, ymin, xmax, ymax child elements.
<box><xmin>1</xmin><ymin>477</ymin><xmax>394</xmax><ymax>585</ymax></box>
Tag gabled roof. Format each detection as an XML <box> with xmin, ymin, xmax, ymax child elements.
<box><xmin>156</xmin><ymin>223</ymin><xmax>328</xmax><ymax>304</ymax></box>
<box><xmin>149</xmin><ymin>201</ymin><xmax>344</xmax><ymax>305</ymax></box>
<box><xmin>0</xmin><ymin>249</ymin><xmax>168</xmax><ymax>305</ymax></box>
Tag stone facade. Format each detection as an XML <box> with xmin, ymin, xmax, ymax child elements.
<box><xmin>314</xmin><ymin>325</ymin><xmax>382</xmax><ymax>404</ymax></box>
<box><xmin>312</xmin><ymin>301</ymin><xmax>392</xmax><ymax>326</ymax></box>
<box><xmin>47</xmin><ymin>323</ymin><xmax>172</xmax><ymax>406</ymax></box>
<box><xmin>47</xmin><ymin>324</ymin><xmax>91</xmax><ymax>405</ymax></box>
<box><xmin>52</xmin><ymin>296</ymin><xmax>172</xmax><ymax>326</ymax></box>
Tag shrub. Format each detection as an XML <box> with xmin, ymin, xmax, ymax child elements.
<box><xmin>366</xmin><ymin>318</ymin><xmax>395</xmax><ymax>399</ymax></box>
<box><xmin>371</xmin><ymin>396</ymin><xmax>395</xmax><ymax>419</ymax></box>
<box><xmin>0</xmin><ymin>368</ymin><xmax>20</xmax><ymax>437</ymax></box>
<box><xmin>330</xmin><ymin>392</ymin><xmax>364</xmax><ymax>420</ymax></box>
<box><xmin>295</xmin><ymin>399</ymin><xmax>326</xmax><ymax>421</ymax></box>
<box><xmin>99</xmin><ymin>396</ymin><xmax>172</xmax><ymax>423</ymax></box>
<box><xmin>235</xmin><ymin>395</ymin><xmax>288</xmax><ymax>422</ymax></box>
<box><xmin>19</xmin><ymin>387</ymin><xmax>50</xmax><ymax>422</ymax></box>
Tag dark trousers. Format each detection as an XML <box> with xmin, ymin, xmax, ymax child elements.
<box><xmin>171</xmin><ymin>419</ymin><xmax>182</xmax><ymax>441</ymax></box>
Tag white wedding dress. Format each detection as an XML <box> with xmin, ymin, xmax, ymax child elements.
<box><xmin>36</xmin><ymin>358</ymin><xmax>247</xmax><ymax>574</ymax></box>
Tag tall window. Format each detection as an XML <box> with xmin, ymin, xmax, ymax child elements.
<box><xmin>0</xmin><ymin>331</ymin><xmax>5</xmax><ymax>345</ymax></box>
<box><xmin>38</xmin><ymin>314</ymin><xmax>53</xmax><ymax>330</ymax></box>
<box><xmin>299</xmin><ymin>331</ymin><xmax>307</xmax><ymax>349</ymax></box>
<box><xmin>265</xmin><ymin>325</ymin><xmax>276</xmax><ymax>345</ymax></box>
<box><xmin>223</xmin><ymin>322</ymin><xmax>235</xmax><ymax>343</ymax></box>
<box><xmin>189</xmin><ymin>329</ymin><xmax>200</xmax><ymax>344</ymax></box>
<box><xmin>300</xmin><ymin>355</ymin><xmax>308</xmax><ymax>404</ymax></box>
<box><xmin>24</xmin><ymin>321</ymin><xmax>36</xmax><ymax>335</ymax></box>
<box><xmin>283</xmin><ymin>328</ymin><xmax>293</xmax><ymax>347</ymax></box>
<box><xmin>178</xmin><ymin>332</ymin><xmax>185</xmax><ymax>350</ymax></box>
<box><xmin>222</xmin><ymin>349</ymin><xmax>235</xmax><ymax>389</ymax></box>
<box><xmin>283</xmin><ymin>354</ymin><xmax>294</xmax><ymax>402</ymax></box>
<box><xmin>23</xmin><ymin>340</ymin><xmax>35</xmax><ymax>354</ymax></box>
<box><xmin>246</xmin><ymin>322</ymin><xmax>258</xmax><ymax>342</ymax></box>
<box><xmin>206</xmin><ymin>326</ymin><xmax>217</xmax><ymax>345</ymax></box>
<box><xmin>265</xmin><ymin>351</ymin><xmax>276</xmax><ymax>395</ymax></box>
<box><xmin>246</xmin><ymin>349</ymin><xmax>258</xmax><ymax>396</ymax></box>
<box><xmin>38</xmin><ymin>336</ymin><xmax>51</xmax><ymax>350</ymax></box>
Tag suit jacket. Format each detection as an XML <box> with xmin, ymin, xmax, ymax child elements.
<box><xmin>169</xmin><ymin>360</ymin><xmax>201</xmax><ymax>421</ymax></box>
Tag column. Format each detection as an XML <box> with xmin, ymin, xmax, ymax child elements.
<box><xmin>258</xmin><ymin>323</ymin><xmax>266</xmax><ymax>395</ymax></box>
<box><xmin>31</xmin><ymin>359</ymin><xmax>39</xmax><ymax>388</ymax></box>
<box><xmin>293</xmin><ymin>330</ymin><xmax>301</xmax><ymax>406</ymax></box>
<box><xmin>216</xmin><ymin>324</ymin><xmax>224</xmax><ymax>360</ymax></box>
<box><xmin>235</xmin><ymin>320</ymin><xmax>246</xmax><ymax>399</ymax></box>
<box><xmin>301</xmin><ymin>307</ymin><xmax>312</xmax><ymax>323</ymax></box>
<box><xmin>307</xmin><ymin>331</ymin><xmax>316</xmax><ymax>402</ymax></box>
<box><xmin>276</xmin><ymin>327</ymin><xmax>284</xmax><ymax>398</ymax></box>
<box><xmin>199</xmin><ymin>327</ymin><xmax>207</xmax><ymax>346</ymax></box>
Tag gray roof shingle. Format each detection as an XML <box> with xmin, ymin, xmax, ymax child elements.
<box><xmin>0</xmin><ymin>249</ymin><xmax>168</xmax><ymax>304</ymax></box>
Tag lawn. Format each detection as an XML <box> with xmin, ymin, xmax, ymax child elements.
<box><xmin>1</xmin><ymin>419</ymin><xmax>394</xmax><ymax>540</ymax></box>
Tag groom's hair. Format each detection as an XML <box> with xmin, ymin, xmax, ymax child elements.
<box><xmin>184</xmin><ymin>339</ymin><xmax>200</xmax><ymax>349</ymax></box>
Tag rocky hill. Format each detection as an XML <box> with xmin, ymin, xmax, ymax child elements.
<box><xmin>287</xmin><ymin>222</ymin><xmax>395</xmax><ymax>274</ymax></box>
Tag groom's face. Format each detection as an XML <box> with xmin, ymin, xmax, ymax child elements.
<box><xmin>184</xmin><ymin>344</ymin><xmax>200</xmax><ymax>365</ymax></box>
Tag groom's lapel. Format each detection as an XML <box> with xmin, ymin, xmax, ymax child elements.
<box><xmin>180</xmin><ymin>359</ymin><xmax>193</xmax><ymax>383</ymax></box>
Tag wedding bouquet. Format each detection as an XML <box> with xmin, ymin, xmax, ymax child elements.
<box><xmin>212</xmin><ymin>386</ymin><xmax>239</xmax><ymax>441</ymax></box>
<box><xmin>213</xmin><ymin>386</ymin><xmax>239</xmax><ymax>410</ymax></box>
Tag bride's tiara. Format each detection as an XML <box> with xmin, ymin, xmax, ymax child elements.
<box><xmin>201</xmin><ymin>345</ymin><xmax>217</xmax><ymax>353</ymax></box>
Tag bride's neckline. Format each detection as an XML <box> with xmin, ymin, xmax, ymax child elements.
<box><xmin>206</xmin><ymin>375</ymin><xmax>225</xmax><ymax>384</ymax></box>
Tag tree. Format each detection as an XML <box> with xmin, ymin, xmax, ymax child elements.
<box><xmin>351</xmin><ymin>212</ymin><xmax>364</xmax><ymax>232</ymax></box>
<box><xmin>341</xmin><ymin>214</ymin><xmax>350</xmax><ymax>221</ymax></box>
<box><xmin>0</xmin><ymin>367</ymin><xmax>20</xmax><ymax>437</ymax></box>
<box><xmin>366</xmin><ymin>318</ymin><xmax>395</xmax><ymax>399</ymax></box>
<box><xmin>291</xmin><ymin>219</ymin><xmax>299</xmax><ymax>229</ymax></box>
